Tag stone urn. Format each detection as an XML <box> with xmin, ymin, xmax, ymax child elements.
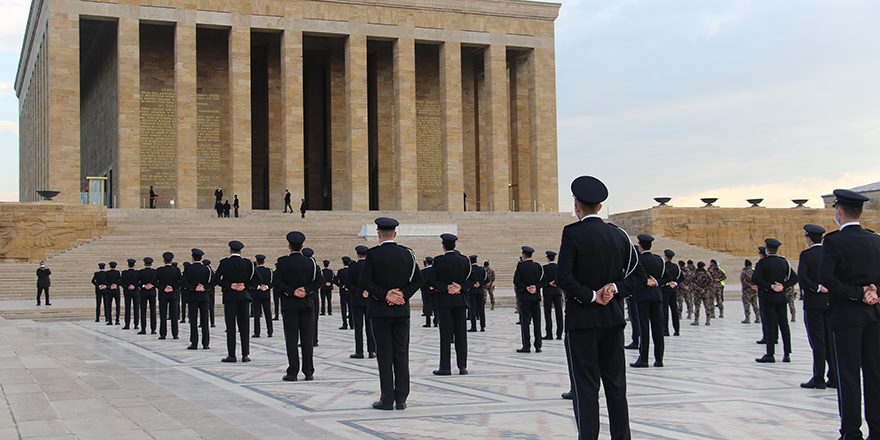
<box><xmin>747</xmin><ymin>198</ymin><xmax>763</xmax><ymax>207</ymax></box>
<box><xmin>36</xmin><ymin>190</ymin><xmax>61</xmax><ymax>201</ymax></box>
<box><xmin>654</xmin><ymin>197</ymin><xmax>671</xmax><ymax>206</ymax></box>
<box><xmin>700</xmin><ymin>198</ymin><xmax>718</xmax><ymax>207</ymax></box>
<box><xmin>792</xmin><ymin>199</ymin><xmax>808</xmax><ymax>208</ymax></box>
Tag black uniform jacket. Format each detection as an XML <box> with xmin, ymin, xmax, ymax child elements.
<box><xmin>104</xmin><ymin>269</ymin><xmax>122</xmax><ymax>292</ymax></box>
<box><xmin>346</xmin><ymin>259</ymin><xmax>369</xmax><ymax>308</ymax></box>
<box><xmin>36</xmin><ymin>267</ymin><xmax>51</xmax><ymax>287</ymax></box>
<box><xmin>420</xmin><ymin>266</ymin><xmax>434</xmax><ymax>297</ymax></box>
<box><xmin>555</xmin><ymin>217</ymin><xmax>647</xmax><ymax>331</ymax></box>
<box><xmin>632</xmin><ymin>251</ymin><xmax>664</xmax><ymax>303</ymax></box>
<box><xmin>542</xmin><ymin>263</ymin><xmax>561</xmax><ymax>297</ymax></box>
<box><xmin>321</xmin><ymin>268</ymin><xmax>335</xmax><ymax>293</ymax></box>
<box><xmin>215</xmin><ymin>255</ymin><xmax>261</xmax><ymax>303</ymax></box>
<box><xmin>660</xmin><ymin>260</ymin><xmax>683</xmax><ymax>295</ymax></box>
<box><xmin>121</xmin><ymin>268</ymin><xmax>139</xmax><ymax>295</ymax></box>
<box><xmin>426</xmin><ymin>250</ymin><xmax>472</xmax><ymax>309</ymax></box>
<box><xmin>335</xmin><ymin>267</ymin><xmax>350</xmax><ymax>295</ymax></box>
<box><xmin>251</xmin><ymin>266</ymin><xmax>274</xmax><ymax>299</ymax></box>
<box><xmin>514</xmin><ymin>259</ymin><xmax>545</xmax><ymax>302</ymax></box>
<box><xmin>182</xmin><ymin>262</ymin><xmax>213</xmax><ymax>303</ymax></box>
<box><xmin>799</xmin><ymin>245</ymin><xmax>828</xmax><ymax>311</ymax></box>
<box><xmin>155</xmin><ymin>264</ymin><xmax>182</xmax><ymax>301</ymax></box>
<box><xmin>752</xmin><ymin>254</ymin><xmax>797</xmax><ymax>304</ymax></box>
<box><xmin>361</xmin><ymin>241</ymin><xmax>424</xmax><ymax>318</ymax></box>
<box><xmin>818</xmin><ymin>225</ymin><xmax>880</xmax><ymax>332</ymax></box>
<box><xmin>274</xmin><ymin>252</ymin><xmax>322</xmax><ymax>311</ymax></box>
<box><xmin>468</xmin><ymin>264</ymin><xmax>487</xmax><ymax>296</ymax></box>
<box><xmin>91</xmin><ymin>271</ymin><xmax>107</xmax><ymax>294</ymax></box>
<box><xmin>137</xmin><ymin>267</ymin><xmax>158</xmax><ymax>297</ymax></box>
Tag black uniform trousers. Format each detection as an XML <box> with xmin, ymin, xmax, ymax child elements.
<box><xmin>339</xmin><ymin>293</ymin><xmax>351</xmax><ymax>328</ymax></box>
<box><xmin>565</xmin><ymin>326</ymin><xmax>631</xmax><ymax>440</ymax></box>
<box><xmin>158</xmin><ymin>298</ymin><xmax>179</xmax><ymax>338</ymax></box>
<box><xmin>351</xmin><ymin>305</ymin><xmax>375</xmax><ymax>354</ymax></box>
<box><xmin>437</xmin><ymin>306</ymin><xmax>468</xmax><ymax>370</ymax></box>
<box><xmin>282</xmin><ymin>307</ymin><xmax>315</xmax><ymax>377</ymax></box>
<box><xmin>312</xmin><ymin>296</ymin><xmax>320</xmax><ymax>346</ymax></box>
<box><xmin>661</xmin><ymin>289</ymin><xmax>680</xmax><ymax>335</ymax></box>
<box><xmin>272</xmin><ymin>291</ymin><xmax>280</xmax><ymax>320</ymax></box>
<box><xmin>628</xmin><ymin>297</ymin><xmax>640</xmax><ymax>345</ymax></box>
<box><xmin>636</xmin><ymin>299</ymin><xmax>664</xmax><ymax>364</ymax></box>
<box><xmin>95</xmin><ymin>291</ymin><xmax>105</xmax><ymax>321</ymax></box>
<box><xmin>544</xmin><ymin>295</ymin><xmax>563</xmax><ymax>338</ymax></box>
<box><xmin>805</xmin><ymin>309</ymin><xmax>836</xmax><ymax>384</ymax></box>
<box><xmin>188</xmin><ymin>300</ymin><xmax>210</xmax><ymax>348</ymax></box>
<box><xmin>422</xmin><ymin>293</ymin><xmax>436</xmax><ymax>325</ymax></box>
<box><xmin>371</xmin><ymin>316</ymin><xmax>410</xmax><ymax>406</ymax></box>
<box><xmin>320</xmin><ymin>289</ymin><xmax>333</xmax><ymax>315</ymax></box>
<box><xmin>469</xmin><ymin>292</ymin><xmax>486</xmax><ymax>330</ymax></box>
<box><xmin>253</xmin><ymin>297</ymin><xmax>273</xmax><ymax>336</ymax></box>
<box><xmin>104</xmin><ymin>290</ymin><xmax>120</xmax><ymax>323</ymax></box>
<box><xmin>139</xmin><ymin>295</ymin><xmax>157</xmax><ymax>332</ymax></box>
<box><xmin>123</xmin><ymin>291</ymin><xmax>140</xmax><ymax>328</ymax></box>
<box><xmin>225</xmin><ymin>299</ymin><xmax>251</xmax><ymax>357</ymax></box>
<box><xmin>37</xmin><ymin>286</ymin><xmax>49</xmax><ymax>304</ymax></box>
<box><xmin>831</xmin><ymin>321</ymin><xmax>880</xmax><ymax>440</ymax></box>
<box><xmin>519</xmin><ymin>299</ymin><xmax>542</xmax><ymax>350</ymax></box>
<box><xmin>180</xmin><ymin>297</ymin><xmax>187</xmax><ymax>323</ymax></box>
<box><xmin>763</xmin><ymin>302</ymin><xmax>791</xmax><ymax>355</ymax></box>
<box><xmin>209</xmin><ymin>292</ymin><xmax>216</xmax><ymax>326</ymax></box>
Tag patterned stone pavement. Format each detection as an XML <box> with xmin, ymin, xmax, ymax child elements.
<box><xmin>0</xmin><ymin>302</ymin><xmax>849</xmax><ymax>439</ymax></box>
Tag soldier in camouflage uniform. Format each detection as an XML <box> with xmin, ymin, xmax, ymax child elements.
<box><xmin>708</xmin><ymin>260</ymin><xmax>727</xmax><ymax>318</ymax></box>
<box><xmin>676</xmin><ymin>261</ymin><xmax>688</xmax><ymax>316</ymax></box>
<box><xmin>785</xmin><ymin>284</ymin><xmax>797</xmax><ymax>322</ymax></box>
<box><xmin>681</xmin><ymin>260</ymin><xmax>696</xmax><ymax>320</ymax></box>
<box><xmin>740</xmin><ymin>259</ymin><xmax>760</xmax><ymax>324</ymax></box>
<box><xmin>690</xmin><ymin>261</ymin><xmax>714</xmax><ymax>326</ymax></box>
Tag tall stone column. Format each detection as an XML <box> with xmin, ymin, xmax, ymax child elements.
<box><xmin>528</xmin><ymin>47</ymin><xmax>558</xmax><ymax>212</ymax></box>
<box><xmin>117</xmin><ymin>17</ymin><xmax>140</xmax><ymax>208</ymax></box>
<box><xmin>394</xmin><ymin>38</ymin><xmax>416</xmax><ymax>211</ymax></box>
<box><xmin>440</xmin><ymin>41</ymin><xmax>464</xmax><ymax>212</ymax></box>
<box><xmin>483</xmin><ymin>44</ymin><xmax>510</xmax><ymax>212</ymax></box>
<box><xmin>47</xmin><ymin>11</ymin><xmax>80</xmax><ymax>205</ymax></box>
<box><xmin>229</xmin><ymin>26</ymin><xmax>252</xmax><ymax>211</ymax></box>
<box><xmin>175</xmin><ymin>21</ymin><xmax>197</xmax><ymax>208</ymax></box>
<box><xmin>281</xmin><ymin>30</ymin><xmax>304</xmax><ymax>210</ymax></box>
<box><xmin>345</xmin><ymin>34</ymin><xmax>369</xmax><ymax>211</ymax></box>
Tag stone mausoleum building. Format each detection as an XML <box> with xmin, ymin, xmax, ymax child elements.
<box><xmin>16</xmin><ymin>0</ymin><xmax>560</xmax><ymax>212</ymax></box>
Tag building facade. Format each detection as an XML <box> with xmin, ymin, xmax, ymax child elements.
<box><xmin>16</xmin><ymin>0</ymin><xmax>559</xmax><ymax>212</ymax></box>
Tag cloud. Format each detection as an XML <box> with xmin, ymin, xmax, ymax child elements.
<box><xmin>0</xmin><ymin>120</ymin><xmax>16</xmax><ymax>133</ymax></box>
<box><xmin>0</xmin><ymin>190</ymin><xmax>17</xmax><ymax>201</ymax></box>
<box><xmin>0</xmin><ymin>0</ymin><xmax>29</xmax><ymax>52</ymax></box>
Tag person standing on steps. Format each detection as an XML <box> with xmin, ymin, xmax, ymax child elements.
<box><xmin>233</xmin><ymin>195</ymin><xmax>240</xmax><ymax>218</ymax></box>
<box><xmin>299</xmin><ymin>198</ymin><xmax>307</xmax><ymax>218</ymax></box>
<box><xmin>284</xmin><ymin>189</ymin><xmax>293</xmax><ymax>213</ymax></box>
<box><xmin>214</xmin><ymin>187</ymin><xmax>223</xmax><ymax>204</ymax></box>
<box><xmin>36</xmin><ymin>260</ymin><xmax>51</xmax><ymax>306</ymax></box>
<box><xmin>149</xmin><ymin>186</ymin><xmax>157</xmax><ymax>208</ymax></box>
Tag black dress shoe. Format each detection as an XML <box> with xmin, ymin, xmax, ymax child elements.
<box><xmin>782</xmin><ymin>354</ymin><xmax>790</xmax><ymax>363</ymax></box>
<box><xmin>629</xmin><ymin>362</ymin><xmax>649</xmax><ymax>368</ymax></box>
<box><xmin>755</xmin><ymin>355</ymin><xmax>775</xmax><ymax>363</ymax></box>
<box><xmin>116</xmin><ymin>321</ymin><xmax>120</xmax><ymax>325</ymax></box>
<box><xmin>826</xmin><ymin>380</ymin><xmax>838</xmax><ymax>389</ymax></box>
<box><xmin>653</xmin><ymin>361</ymin><xmax>664</xmax><ymax>367</ymax></box>
<box><xmin>800</xmin><ymin>379</ymin><xmax>826</xmax><ymax>389</ymax></box>
<box><xmin>151</xmin><ymin>331</ymin><xmax>157</xmax><ymax>335</ymax></box>
<box><xmin>282</xmin><ymin>374</ymin><xmax>297</xmax><ymax>381</ymax></box>
<box><xmin>459</xmin><ymin>368</ymin><xmax>468</xmax><ymax>375</ymax></box>
<box><xmin>542</xmin><ymin>335</ymin><xmax>553</xmax><ymax>340</ymax></box>
<box><xmin>252</xmin><ymin>334</ymin><xmax>260</xmax><ymax>338</ymax></box>
<box><xmin>241</xmin><ymin>356</ymin><xmax>251</xmax><ymax>362</ymax></box>
<box><xmin>350</xmin><ymin>353</ymin><xmax>364</xmax><ymax>359</ymax></box>
<box><xmin>561</xmin><ymin>391</ymin><xmax>573</xmax><ymax>400</ymax></box>
<box><xmin>95</xmin><ymin>319</ymin><xmax>100</xmax><ymax>323</ymax></box>
<box><xmin>368</xmin><ymin>352</ymin><xmax>376</xmax><ymax>358</ymax></box>
<box><xmin>422</xmin><ymin>324</ymin><xmax>431</xmax><ymax>328</ymax></box>
<box><xmin>137</xmin><ymin>331</ymin><xmax>146</xmax><ymax>335</ymax></box>
<box><xmin>203</xmin><ymin>346</ymin><xmax>209</xmax><ymax>350</ymax></box>
<box><xmin>756</xmin><ymin>339</ymin><xmax>766</xmax><ymax>344</ymax></box>
<box><xmin>339</xmin><ymin>326</ymin><xmax>348</xmax><ymax>330</ymax></box>
<box><xmin>396</xmin><ymin>402</ymin><xmax>407</xmax><ymax>410</ymax></box>
<box><xmin>556</xmin><ymin>335</ymin><xmax>562</xmax><ymax>340</ymax></box>
<box><xmin>106</xmin><ymin>322</ymin><xmax>113</xmax><ymax>326</ymax></box>
<box><xmin>304</xmin><ymin>374</ymin><xmax>314</xmax><ymax>381</ymax></box>
<box><xmin>222</xmin><ymin>356</ymin><xmax>237</xmax><ymax>363</ymax></box>
<box><xmin>673</xmin><ymin>332</ymin><xmax>680</xmax><ymax>336</ymax></box>
<box><xmin>663</xmin><ymin>332</ymin><xmax>670</xmax><ymax>337</ymax></box>
<box><xmin>516</xmin><ymin>348</ymin><xmax>531</xmax><ymax>353</ymax></box>
<box><xmin>158</xmin><ymin>336</ymin><xmax>166</xmax><ymax>340</ymax></box>
<box><xmin>122</xmin><ymin>326</ymin><xmax>130</xmax><ymax>330</ymax></box>
<box><xmin>467</xmin><ymin>328</ymin><xmax>477</xmax><ymax>332</ymax></box>
<box><xmin>481</xmin><ymin>328</ymin><xmax>486</xmax><ymax>332</ymax></box>
<box><xmin>268</xmin><ymin>334</ymin><xmax>273</xmax><ymax>338</ymax></box>
<box><xmin>187</xmin><ymin>345</ymin><xmax>198</xmax><ymax>350</ymax></box>
<box><xmin>173</xmin><ymin>336</ymin><xmax>179</xmax><ymax>340</ymax></box>
<box><xmin>535</xmin><ymin>347</ymin><xmax>542</xmax><ymax>353</ymax></box>
<box><xmin>372</xmin><ymin>401</ymin><xmax>393</xmax><ymax>410</ymax></box>
<box><xmin>433</xmin><ymin>369</ymin><xmax>452</xmax><ymax>375</ymax></box>
<box><xmin>624</xmin><ymin>342</ymin><xmax>639</xmax><ymax>350</ymax></box>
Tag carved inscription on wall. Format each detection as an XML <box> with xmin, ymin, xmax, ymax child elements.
<box><xmin>197</xmin><ymin>93</ymin><xmax>222</xmax><ymax>201</ymax></box>
<box><xmin>140</xmin><ymin>88</ymin><xmax>176</xmax><ymax>201</ymax></box>
<box><xmin>417</xmin><ymin>100</ymin><xmax>442</xmax><ymax>196</ymax></box>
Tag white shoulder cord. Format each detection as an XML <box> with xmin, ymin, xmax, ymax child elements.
<box><xmin>618</xmin><ymin>226</ymin><xmax>638</xmax><ymax>279</ymax></box>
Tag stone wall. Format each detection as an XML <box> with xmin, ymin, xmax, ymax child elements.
<box><xmin>0</xmin><ymin>203</ymin><xmax>107</xmax><ymax>262</ymax></box>
<box><xmin>611</xmin><ymin>206</ymin><xmax>880</xmax><ymax>258</ymax></box>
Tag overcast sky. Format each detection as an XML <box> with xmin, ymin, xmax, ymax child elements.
<box><xmin>0</xmin><ymin>0</ymin><xmax>877</xmax><ymax>213</ymax></box>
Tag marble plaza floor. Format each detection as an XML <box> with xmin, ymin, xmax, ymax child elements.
<box><xmin>0</xmin><ymin>304</ymin><xmax>847</xmax><ymax>439</ymax></box>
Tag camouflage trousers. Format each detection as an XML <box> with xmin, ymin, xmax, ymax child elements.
<box><xmin>786</xmin><ymin>288</ymin><xmax>797</xmax><ymax>322</ymax></box>
<box><xmin>713</xmin><ymin>289</ymin><xmax>724</xmax><ymax>318</ymax></box>
<box><xmin>742</xmin><ymin>291</ymin><xmax>760</xmax><ymax>322</ymax></box>
<box><xmin>679</xmin><ymin>290</ymin><xmax>694</xmax><ymax>318</ymax></box>
<box><xmin>691</xmin><ymin>294</ymin><xmax>713</xmax><ymax>324</ymax></box>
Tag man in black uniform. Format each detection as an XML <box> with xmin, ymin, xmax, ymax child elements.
<box><xmin>542</xmin><ymin>251</ymin><xmax>563</xmax><ymax>340</ymax></box>
<box><xmin>121</xmin><ymin>259</ymin><xmax>140</xmax><ymax>329</ymax></box>
<box><xmin>427</xmin><ymin>233</ymin><xmax>472</xmax><ymax>375</ymax></box>
<box><xmin>467</xmin><ymin>255</ymin><xmax>487</xmax><ymax>332</ymax></box>
<box><xmin>233</xmin><ymin>195</ymin><xmax>240</xmax><ymax>218</ymax></box>
<box><xmin>204</xmin><ymin>259</ymin><xmax>216</xmax><ymax>327</ymax></box>
<box><xmin>347</xmin><ymin>246</ymin><xmax>376</xmax><ymax>358</ymax></box>
<box><xmin>660</xmin><ymin>250</ymin><xmax>683</xmax><ymax>337</ymax></box>
<box><xmin>156</xmin><ymin>252</ymin><xmax>182</xmax><ymax>340</ymax></box>
<box><xmin>214</xmin><ymin>187</ymin><xmax>222</xmax><ymax>204</ymax></box>
<box><xmin>91</xmin><ymin>263</ymin><xmax>107</xmax><ymax>322</ymax></box>
<box><xmin>299</xmin><ymin>198</ymin><xmax>306</xmax><ymax>218</ymax></box>
<box><xmin>252</xmin><ymin>255</ymin><xmax>274</xmax><ymax>338</ymax></box>
<box><xmin>360</xmin><ymin>217</ymin><xmax>425</xmax><ymax>410</ymax></box>
<box><xmin>753</xmin><ymin>238</ymin><xmax>797</xmax><ymax>363</ymax></box>
<box><xmin>631</xmin><ymin>235</ymin><xmax>665</xmax><ymax>368</ymax></box>
<box><xmin>798</xmin><ymin>224</ymin><xmax>835</xmax><ymax>389</ymax></box>
<box><xmin>104</xmin><ymin>262</ymin><xmax>122</xmax><ymax>325</ymax></box>
<box><xmin>137</xmin><ymin>257</ymin><xmax>158</xmax><ymax>334</ymax></box>
<box><xmin>336</xmin><ymin>257</ymin><xmax>352</xmax><ymax>329</ymax></box>
<box><xmin>180</xmin><ymin>262</ymin><xmax>189</xmax><ymax>324</ymax></box>
<box><xmin>182</xmin><ymin>249</ymin><xmax>212</xmax><ymax>349</ymax></box>
<box><xmin>149</xmin><ymin>186</ymin><xmax>157</xmax><ymax>208</ymax></box>
<box><xmin>36</xmin><ymin>261</ymin><xmax>51</xmax><ymax>306</ymax></box>
<box><xmin>514</xmin><ymin>246</ymin><xmax>546</xmax><ymax>353</ymax></box>
<box><xmin>320</xmin><ymin>260</ymin><xmax>334</xmax><ymax>316</ymax></box>
<box><xmin>283</xmin><ymin>189</ymin><xmax>292</xmax><ymax>213</ymax></box>
<box><xmin>302</xmin><ymin>248</ymin><xmax>320</xmax><ymax>346</ymax></box>
<box><xmin>275</xmin><ymin>232</ymin><xmax>322</xmax><ymax>381</ymax></box>
<box><xmin>556</xmin><ymin>175</ymin><xmax>646</xmax><ymax>440</ymax></box>
<box><xmin>215</xmin><ymin>241</ymin><xmax>261</xmax><ymax>362</ymax></box>
<box><xmin>818</xmin><ymin>189</ymin><xmax>880</xmax><ymax>440</ymax></box>
<box><xmin>421</xmin><ymin>257</ymin><xmax>437</xmax><ymax>327</ymax></box>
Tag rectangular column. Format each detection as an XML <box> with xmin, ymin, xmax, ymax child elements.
<box><xmin>280</xmin><ymin>30</ymin><xmax>304</xmax><ymax>210</ymax></box>
<box><xmin>484</xmin><ymin>44</ymin><xmax>510</xmax><ymax>211</ymax></box>
<box><xmin>440</xmin><ymin>41</ymin><xmax>464</xmax><ymax>212</ymax></box>
<box><xmin>394</xmin><ymin>38</ymin><xmax>417</xmax><ymax>211</ymax></box>
<box><xmin>229</xmin><ymin>26</ymin><xmax>252</xmax><ymax>211</ymax></box>
<box><xmin>47</xmin><ymin>12</ymin><xmax>80</xmax><ymax>204</ymax></box>
<box><xmin>528</xmin><ymin>47</ymin><xmax>558</xmax><ymax>212</ymax></box>
<box><xmin>175</xmin><ymin>21</ymin><xmax>197</xmax><ymax>208</ymax></box>
<box><xmin>346</xmin><ymin>34</ymin><xmax>369</xmax><ymax>211</ymax></box>
<box><xmin>117</xmin><ymin>17</ymin><xmax>140</xmax><ymax>208</ymax></box>
<box><xmin>513</xmin><ymin>55</ymin><xmax>531</xmax><ymax>211</ymax></box>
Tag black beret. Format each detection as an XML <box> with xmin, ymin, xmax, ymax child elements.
<box><xmin>108</xmin><ymin>261</ymin><xmax>117</xmax><ymax>268</ymax></box>
<box><xmin>255</xmin><ymin>254</ymin><xmax>266</xmax><ymax>261</ymax></box>
<box><xmin>764</xmin><ymin>238</ymin><xmax>781</xmax><ymax>247</ymax></box>
<box><xmin>323</xmin><ymin>260</ymin><xmax>330</xmax><ymax>265</ymax></box>
<box><xmin>286</xmin><ymin>231</ymin><xmax>305</xmax><ymax>245</ymax></box>
<box><xmin>804</xmin><ymin>224</ymin><xmax>826</xmax><ymax>236</ymax></box>
<box><xmin>342</xmin><ymin>256</ymin><xmax>352</xmax><ymax>264</ymax></box>
<box><xmin>521</xmin><ymin>246</ymin><xmax>535</xmax><ymax>254</ymax></box>
<box><xmin>143</xmin><ymin>257</ymin><xmax>153</xmax><ymax>264</ymax></box>
<box><xmin>355</xmin><ymin>245</ymin><xmax>369</xmax><ymax>255</ymax></box>
<box><xmin>162</xmin><ymin>252</ymin><xmax>174</xmax><ymax>261</ymax></box>
<box><xmin>375</xmin><ymin>217</ymin><xmax>400</xmax><ymax>230</ymax></box>
<box><xmin>664</xmin><ymin>250</ymin><xmax>675</xmax><ymax>258</ymax></box>
<box><xmin>425</xmin><ymin>256</ymin><xmax>434</xmax><ymax>263</ymax></box>
<box><xmin>546</xmin><ymin>251</ymin><xmax>557</xmax><ymax>258</ymax></box>
<box><xmin>302</xmin><ymin>248</ymin><xmax>314</xmax><ymax>257</ymax></box>
<box><xmin>228</xmin><ymin>240</ymin><xmax>244</xmax><ymax>251</ymax></box>
<box><xmin>571</xmin><ymin>175</ymin><xmax>609</xmax><ymax>205</ymax></box>
<box><xmin>202</xmin><ymin>259</ymin><xmax>211</xmax><ymax>266</ymax></box>
<box><xmin>440</xmin><ymin>233</ymin><xmax>458</xmax><ymax>242</ymax></box>
<box><xmin>833</xmin><ymin>189</ymin><xmax>869</xmax><ymax>207</ymax></box>
<box><xmin>191</xmin><ymin>248</ymin><xmax>204</xmax><ymax>256</ymax></box>
<box><xmin>98</xmin><ymin>263</ymin><xmax>105</xmax><ymax>268</ymax></box>
<box><xmin>697</xmin><ymin>261</ymin><xmax>706</xmax><ymax>268</ymax></box>
<box><xmin>637</xmin><ymin>234</ymin><xmax>654</xmax><ymax>243</ymax></box>
<box><xmin>127</xmin><ymin>258</ymin><xmax>136</xmax><ymax>265</ymax></box>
